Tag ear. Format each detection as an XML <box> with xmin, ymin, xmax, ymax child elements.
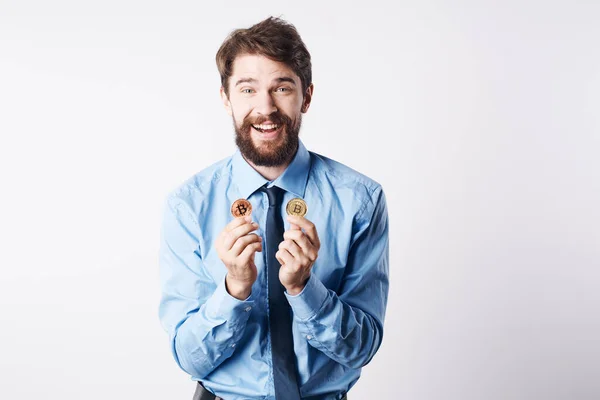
<box><xmin>220</xmin><ymin>86</ymin><xmax>233</xmax><ymax>117</ymax></box>
<box><xmin>301</xmin><ymin>83</ymin><xmax>314</xmax><ymax>113</ymax></box>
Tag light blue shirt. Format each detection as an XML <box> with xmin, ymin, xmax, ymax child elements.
<box><xmin>158</xmin><ymin>140</ymin><xmax>389</xmax><ymax>400</ymax></box>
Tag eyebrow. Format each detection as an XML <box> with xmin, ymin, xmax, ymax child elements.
<box><xmin>234</xmin><ymin>78</ymin><xmax>258</xmax><ymax>87</ymax></box>
<box><xmin>234</xmin><ymin>76</ymin><xmax>297</xmax><ymax>87</ymax></box>
<box><xmin>274</xmin><ymin>77</ymin><xmax>296</xmax><ymax>85</ymax></box>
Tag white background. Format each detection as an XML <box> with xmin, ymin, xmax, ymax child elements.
<box><xmin>1</xmin><ymin>1</ymin><xmax>599</xmax><ymax>399</ymax></box>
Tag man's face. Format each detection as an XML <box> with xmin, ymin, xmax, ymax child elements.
<box><xmin>221</xmin><ymin>54</ymin><xmax>313</xmax><ymax>167</ymax></box>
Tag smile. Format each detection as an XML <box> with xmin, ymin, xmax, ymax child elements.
<box><xmin>252</xmin><ymin>124</ymin><xmax>280</xmax><ymax>133</ymax></box>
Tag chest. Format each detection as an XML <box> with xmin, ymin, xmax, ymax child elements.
<box><xmin>198</xmin><ymin>188</ymin><xmax>357</xmax><ymax>294</ymax></box>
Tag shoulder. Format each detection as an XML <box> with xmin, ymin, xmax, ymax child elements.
<box><xmin>309</xmin><ymin>151</ymin><xmax>382</xmax><ymax>193</ymax></box>
<box><xmin>308</xmin><ymin>151</ymin><xmax>385</xmax><ymax>218</ymax></box>
<box><xmin>165</xmin><ymin>155</ymin><xmax>232</xmax><ymax>209</ymax></box>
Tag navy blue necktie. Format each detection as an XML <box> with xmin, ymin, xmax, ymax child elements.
<box><xmin>262</xmin><ymin>185</ymin><xmax>301</xmax><ymax>400</ymax></box>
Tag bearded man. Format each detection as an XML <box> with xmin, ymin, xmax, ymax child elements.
<box><xmin>159</xmin><ymin>16</ymin><xmax>389</xmax><ymax>400</ymax></box>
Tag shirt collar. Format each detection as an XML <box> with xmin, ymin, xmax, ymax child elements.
<box><xmin>231</xmin><ymin>139</ymin><xmax>311</xmax><ymax>199</ymax></box>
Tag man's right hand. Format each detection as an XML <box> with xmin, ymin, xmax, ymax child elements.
<box><xmin>215</xmin><ymin>215</ymin><xmax>262</xmax><ymax>300</ymax></box>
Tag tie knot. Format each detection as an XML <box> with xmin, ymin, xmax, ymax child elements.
<box><xmin>262</xmin><ymin>185</ymin><xmax>284</xmax><ymax>207</ymax></box>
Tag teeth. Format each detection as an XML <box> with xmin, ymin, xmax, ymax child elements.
<box><xmin>253</xmin><ymin>124</ymin><xmax>279</xmax><ymax>130</ymax></box>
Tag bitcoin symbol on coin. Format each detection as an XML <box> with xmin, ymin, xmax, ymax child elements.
<box><xmin>286</xmin><ymin>198</ymin><xmax>307</xmax><ymax>217</ymax></box>
<box><xmin>236</xmin><ymin>203</ymin><xmax>248</xmax><ymax>215</ymax></box>
<box><xmin>231</xmin><ymin>199</ymin><xmax>252</xmax><ymax>218</ymax></box>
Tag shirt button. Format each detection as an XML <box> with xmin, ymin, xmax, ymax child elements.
<box><xmin>306</xmin><ymin>335</ymin><xmax>312</xmax><ymax>340</ymax></box>
<box><xmin>245</xmin><ymin>306</ymin><xmax>252</xmax><ymax>312</ymax></box>
<box><xmin>231</xmin><ymin>343</ymin><xmax>236</xmax><ymax>348</ymax></box>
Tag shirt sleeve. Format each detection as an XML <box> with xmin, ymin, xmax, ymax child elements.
<box><xmin>158</xmin><ymin>194</ymin><xmax>255</xmax><ymax>379</ymax></box>
<box><xmin>285</xmin><ymin>185</ymin><xmax>389</xmax><ymax>369</ymax></box>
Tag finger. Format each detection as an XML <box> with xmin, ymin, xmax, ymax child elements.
<box><xmin>220</xmin><ymin>216</ymin><xmax>253</xmax><ymax>245</ymax></box>
<box><xmin>225</xmin><ymin>215</ymin><xmax>253</xmax><ymax>232</ymax></box>
<box><xmin>289</xmin><ymin>222</ymin><xmax>301</xmax><ymax>231</ymax></box>
<box><xmin>223</xmin><ymin>221</ymin><xmax>259</xmax><ymax>250</ymax></box>
<box><xmin>283</xmin><ymin>230</ymin><xmax>316</xmax><ymax>261</ymax></box>
<box><xmin>278</xmin><ymin>239</ymin><xmax>302</xmax><ymax>260</ymax></box>
<box><xmin>238</xmin><ymin>241</ymin><xmax>263</xmax><ymax>265</ymax></box>
<box><xmin>276</xmin><ymin>248</ymin><xmax>295</xmax><ymax>267</ymax></box>
<box><xmin>230</xmin><ymin>233</ymin><xmax>262</xmax><ymax>257</ymax></box>
<box><xmin>286</xmin><ymin>215</ymin><xmax>320</xmax><ymax>248</ymax></box>
<box><xmin>275</xmin><ymin>251</ymin><xmax>284</xmax><ymax>266</ymax></box>
<box><xmin>229</xmin><ymin>220</ymin><xmax>259</xmax><ymax>237</ymax></box>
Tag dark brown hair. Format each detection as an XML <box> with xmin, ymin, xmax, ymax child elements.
<box><xmin>216</xmin><ymin>16</ymin><xmax>312</xmax><ymax>97</ymax></box>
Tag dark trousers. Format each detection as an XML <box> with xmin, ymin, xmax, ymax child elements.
<box><xmin>193</xmin><ymin>382</ymin><xmax>348</xmax><ymax>400</ymax></box>
<box><xmin>193</xmin><ymin>382</ymin><xmax>224</xmax><ymax>400</ymax></box>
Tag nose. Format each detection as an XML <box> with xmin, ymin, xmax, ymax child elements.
<box><xmin>254</xmin><ymin>91</ymin><xmax>277</xmax><ymax>116</ymax></box>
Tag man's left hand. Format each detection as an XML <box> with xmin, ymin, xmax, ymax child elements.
<box><xmin>276</xmin><ymin>215</ymin><xmax>321</xmax><ymax>296</ymax></box>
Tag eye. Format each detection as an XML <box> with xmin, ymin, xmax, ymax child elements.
<box><xmin>275</xmin><ymin>87</ymin><xmax>291</xmax><ymax>93</ymax></box>
<box><xmin>241</xmin><ymin>88</ymin><xmax>254</xmax><ymax>94</ymax></box>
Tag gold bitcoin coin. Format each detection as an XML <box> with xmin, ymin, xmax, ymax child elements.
<box><xmin>286</xmin><ymin>198</ymin><xmax>308</xmax><ymax>217</ymax></box>
<box><xmin>231</xmin><ymin>199</ymin><xmax>252</xmax><ymax>218</ymax></box>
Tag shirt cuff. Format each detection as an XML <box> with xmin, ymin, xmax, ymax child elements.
<box><xmin>204</xmin><ymin>275</ymin><xmax>255</xmax><ymax>322</ymax></box>
<box><xmin>285</xmin><ymin>273</ymin><xmax>329</xmax><ymax>321</ymax></box>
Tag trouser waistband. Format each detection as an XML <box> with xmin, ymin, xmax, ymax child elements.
<box><xmin>193</xmin><ymin>382</ymin><xmax>348</xmax><ymax>400</ymax></box>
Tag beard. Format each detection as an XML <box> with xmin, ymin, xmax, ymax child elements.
<box><xmin>233</xmin><ymin>111</ymin><xmax>301</xmax><ymax>167</ymax></box>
